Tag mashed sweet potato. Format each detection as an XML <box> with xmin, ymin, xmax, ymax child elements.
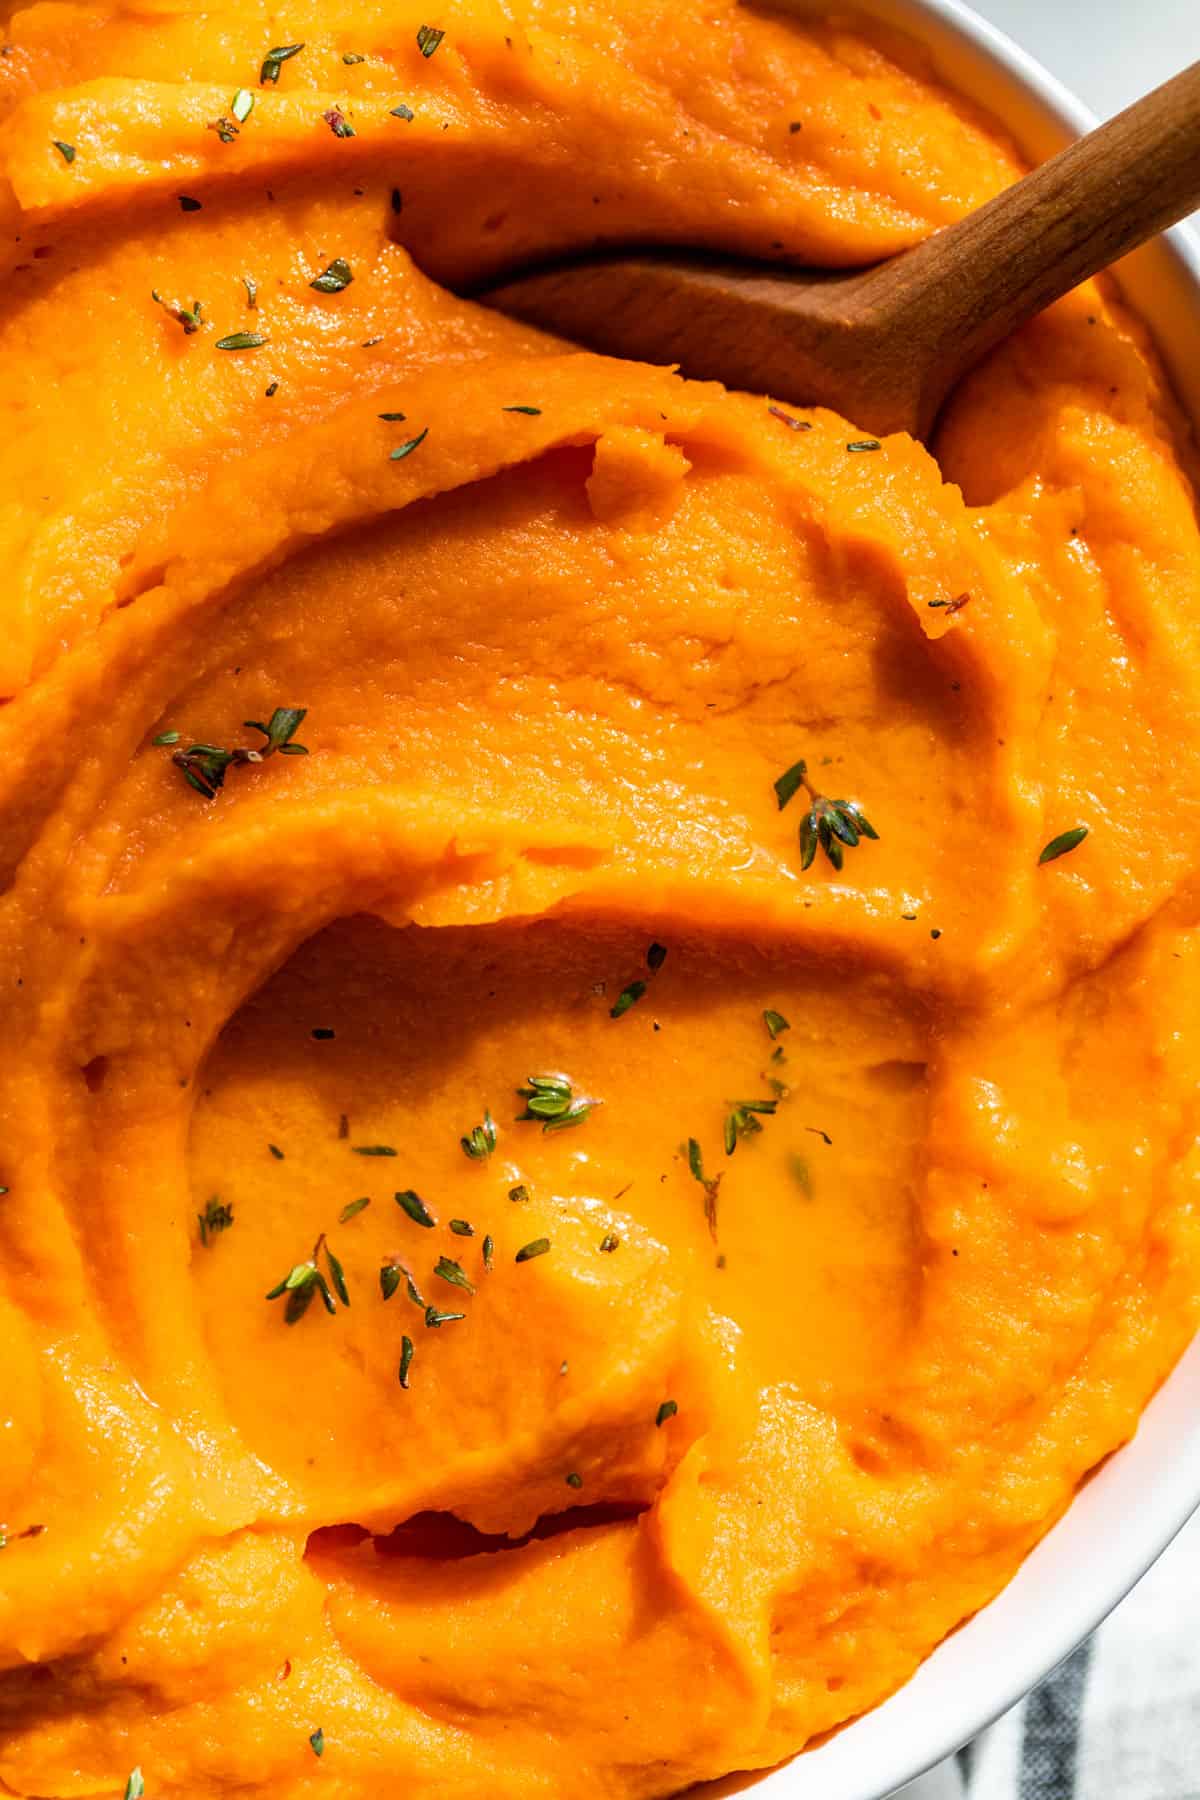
<box><xmin>1</xmin><ymin>3</ymin><xmax>1199</xmax><ymax>1797</ymax></box>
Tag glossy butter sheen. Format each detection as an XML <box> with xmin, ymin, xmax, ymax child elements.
<box><xmin>1</xmin><ymin>3</ymin><xmax>1199</xmax><ymax>1797</ymax></box>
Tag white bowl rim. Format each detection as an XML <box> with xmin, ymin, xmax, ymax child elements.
<box><xmin>720</xmin><ymin>5</ymin><xmax>1200</xmax><ymax>1797</ymax></box>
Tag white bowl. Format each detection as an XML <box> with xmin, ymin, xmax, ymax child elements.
<box><xmin>707</xmin><ymin>4</ymin><xmax>1200</xmax><ymax>1796</ymax></box>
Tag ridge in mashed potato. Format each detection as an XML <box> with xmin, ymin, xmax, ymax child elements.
<box><xmin>1</xmin><ymin>4</ymin><xmax>1199</xmax><ymax>1797</ymax></box>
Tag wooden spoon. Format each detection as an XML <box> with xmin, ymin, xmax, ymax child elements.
<box><xmin>481</xmin><ymin>61</ymin><xmax>1200</xmax><ymax>440</ymax></box>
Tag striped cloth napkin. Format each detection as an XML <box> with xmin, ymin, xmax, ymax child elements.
<box><xmin>901</xmin><ymin>1506</ymin><xmax>1200</xmax><ymax>1800</ymax></box>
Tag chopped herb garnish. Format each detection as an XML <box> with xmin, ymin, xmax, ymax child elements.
<box><xmin>516</xmin><ymin>1072</ymin><xmax>601</xmax><ymax>1133</ymax></box>
<box><xmin>599</xmin><ymin>1232</ymin><xmax>619</xmax><ymax>1253</ymax></box>
<box><xmin>243</xmin><ymin>275</ymin><xmax>257</xmax><ymax>307</ymax></box>
<box><xmin>311</xmin><ymin>1027</ymin><xmax>335</xmax><ymax>1040</ymax></box>
<box><xmin>390</xmin><ymin>427</ymin><xmax>428</xmax><ymax>461</ymax></box>
<box><xmin>724</xmin><ymin>1098</ymin><xmax>778</xmax><ymax>1154</ymax></box>
<box><xmin>395</xmin><ymin>1188</ymin><xmax>436</xmax><ymax>1227</ymax></box>
<box><xmin>179</xmin><ymin>195</ymin><xmax>202</xmax><ymax>211</ymax></box>
<box><xmin>266</xmin><ymin>1237</ymin><xmax>340</xmax><ymax>1325</ymax></box>
<box><xmin>343</xmin><ymin>51</ymin><xmax>367</xmax><ymax>64</ymax></box>
<box><xmin>390</xmin><ymin>102</ymin><xmax>415</xmax><ymax>120</ymax></box>
<box><xmin>424</xmin><ymin>1305</ymin><xmax>465</xmax><ymax>1328</ymax></box>
<box><xmin>361</xmin><ymin>335</ymin><xmax>384</xmax><ymax>347</ymax></box>
<box><xmin>325</xmin><ymin>1246</ymin><xmax>350</xmax><ymax>1307</ymax></box>
<box><xmin>378</xmin><ymin>411</ymin><xmax>407</xmax><ymax>421</ymax></box>
<box><xmin>503</xmin><ymin>405</ymin><xmax>542</xmax><ymax>415</ymax></box>
<box><xmin>774</xmin><ymin>757</ymin><xmax>879</xmax><ymax>872</ymax></box>
<box><xmin>246</xmin><ymin>706</ymin><xmax>308</xmax><ymax>753</ymax></box>
<box><xmin>215</xmin><ymin>331</ymin><xmax>268</xmax><ymax>350</ymax></box>
<box><xmin>647</xmin><ymin>942</ymin><xmax>668</xmax><ymax>972</ymax></box>
<box><xmin>763</xmin><ymin>1008</ymin><xmax>790</xmax><ymax>1040</ymax></box>
<box><xmin>927</xmin><ymin>591</ymin><xmax>970</xmax><ymax>613</ymax></box>
<box><xmin>323</xmin><ymin>107</ymin><xmax>356</xmax><ymax>138</ymax></box>
<box><xmin>399</xmin><ymin>1335</ymin><xmax>415</xmax><ymax>1387</ymax></box>
<box><xmin>846</xmin><ymin>439</ymin><xmax>882</xmax><ymax>452</ymax></box>
<box><xmin>566</xmin><ymin>1471</ymin><xmax>583</xmax><ymax>1489</ymax></box>
<box><xmin>1039</xmin><ymin>825</ymin><xmax>1088</xmax><ymax>864</ymax></box>
<box><xmin>806</xmin><ymin>1126</ymin><xmax>833</xmax><ymax>1146</ymax></box>
<box><xmin>232</xmin><ymin>88</ymin><xmax>255</xmax><ymax>123</ymax></box>
<box><xmin>197</xmin><ymin>1197</ymin><xmax>233</xmax><ymax>1245</ymax></box>
<box><xmin>152</xmin><ymin>291</ymin><xmax>204</xmax><ymax>334</ymax></box>
<box><xmin>354</xmin><ymin>1144</ymin><xmax>397</xmax><ymax>1157</ymax></box>
<box><xmin>153</xmin><ymin>730</ymin><xmax>181</xmax><ymax>746</ymax></box>
<box><xmin>265</xmin><ymin>380</ymin><xmax>279</xmax><ymax>397</ymax></box>
<box><xmin>310</xmin><ymin>1729</ymin><xmax>324</xmax><ymax>1758</ymax></box>
<box><xmin>435</xmin><ymin>1255</ymin><xmax>476</xmax><ymax>1294</ymax></box>
<box><xmin>686</xmin><ymin>1138</ymin><xmax>723</xmax><ymax>1238</ymax></box>
<box><xmin>166</xmin><ymin>707</ymin><xmax>305</xmax><ymax>797</ymax></box>
<box><xmin>380</xmin><ymin>1262</ymin><xmax>402</xmax><ymax>1300</ymax></box>
<box><xmin>124</xmin><ymin>1775</ymin><xmax>144</xmax><ymax>1800</ymax></box>
<box><xmin>416</xmin><ymin>24</ymin><xmax>446</xmax><ymax>56</ymax></box>
<box><xmin>53</xmin><ymin>140</ymin><xmax>76</xmax><ymax>164</ymax></box>
<box><xmin>340</xmin><ymin>1196</ymin><xmax>370</xmax><ymax>1222</ymax></box>
<box><xmin>610</xmin><ymin>979</ymin><xmax>646</xmax><ymax>1019</ymax></box>
<box><xmin>310</xmin><ymin>256</ymin><xmax>354</xmax><ymax>293</ymax></box>
<box><xmin>460</xmin><ymin>1110</ymin><xmax>496</xmax><ymax>1160</ymax></box>
<box><xmin>482</xmin><ymin>1234</ymin><xmax>494</xmax><ymax>1270</ymax></box>
<box><xmin>509</xmin><ymin>1183</ymin><xmax>531</xmax><ymax>1204</ymax></box>
<box><xmin>449</xmin><ymin>1218</ymin><xmax>474</xmax><ymax>1236</ymax></box>
<box><xmin>655</xmin><ymin>1400</ymin><xmax>678</xmax><ymax>1427</ymax></box>
<box><xmin>790</xmin><ymin>1153</ymin><xmax>813</xmax><ymax>1198</ymax></box>
<box><xmin>515</xmin><ymin>1237</ymin><xmax>550</xmax><ymax>1262</ymax></box>
<box><xmin>268</xmin><ymin>1143</ymin><xmax>284</xmax><ymax>1159</ymax></box>
<box><xmin>768</xmin><ymin>403</ymin><xmax>811</xmax><ymax>431</ymax></box>
<box><xmin>261</xmin><ymin>42</ymin><xmax>305</xmax><ymax>84</ymax></box>
<box><xmin>208</xmin><ymin>115</ymin><xmax>240</xmax><ymax>142</ymax></box>
<box><xmin>339</xmin><ymin>1114</ymin><xmax>350</xmax><ymax>1138</ymax></box>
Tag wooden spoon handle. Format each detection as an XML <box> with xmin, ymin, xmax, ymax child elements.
<box><xmin>876</xmin><ymin>59</ymin><xmax>1200</xmax><ymax>430</ymax></box>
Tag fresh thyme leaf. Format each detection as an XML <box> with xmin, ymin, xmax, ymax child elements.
<box><xmin>378</xmin><ymin>411</ymin><xmax>407</xmax><ymax>421</ymax></box>
<box><xmin>460</xmin><ymin>1110</ymin><xmax>496</xmax><ymax>1160</ymax></box>
<box><xmin>208</xmin><ymin>115</ymin><xmax>239</xmax><ymax>142</ymax></box>
<box><xmin>655</xmin><ymin>1400</ymin><xmax>678</xmax><ymax>1427</ymax></box>
<box><xmin>686</xmin><ymin>1138</ymin><xmax>723</xmax><ymax>1237</ymax></box>
<box><xmin>215</xmin><ymin>331</ymin><xmax>268</xmax><ymax>350</ymax></box>
<box><xmin>399</xmin><ymin>1335</ymin><xmax>415</xmax><ymax>1386</ymax></box>
<box><xmin>424</xmin><ymin>1305</ymin><xmax>465</xmax><ymax>1328</ymax></box>
<box><xmin>515</xmin><ymin>1237</ymin><xmax>550</xmax><ymax>1263</ymax></box>
<box><xmin>416</xmin><ymin>24</ymin><xmax>446</xmax><ymax>56</ymax></box>
<box><xmin>355</xmin><ymin>1144</ymin><xmax>397</xmax><ymax>1157</ymax></box>
<box><xmin>153</xmin><ymin>730</ymin><xmax>181</xmax><ymax>746</ymax></box>
<box><xmin>599</xmin><ymin>1232</ymin><xmax>619</xmax><ymax>1253</ymax></box>
<box><xmin>264</xmin><ymin>380</ymin><xmax>279</xmax><ymax>397</ymax></box>
<box><xmin>152</xmin><ymin>291</ymin><xmax>204</xmax><ymax>334</ymax></box>
<box><xmin>1039</xmin><ymin>824</ymin><xmax>1088</xmax><ymax>865</ymax></box>
<box><xmin>566</xmin><ymin>1471</ymin><xmax>583</xmax><ymax>1488</ymax></box>
<box><xmin>725</xmin><ymin>1099</ymin><xmax>778</xmax><ymax>1155</ymax></box>
<box><xmin>774</xmin><ymin>759</ymin><xmax>808</xmax><ymax>811</ymax></box>
<box><xmin>646</xmin><ymin>941</ymin><xmax>668</xmax><ymax>972</ymax></box>
<box><xmin>503</xmin><ymin>405</ymin><xmax>541</xmax><ymax>415</ymax></box>
<box><xmin>395</xmin><ymin>1188</ymin><xmax>436</xmax><ymax>1227</ymax></box>
<box><xmin>435</xmin><ymin>1255</ymin><xmax>476</xmax><ymax>1294</ymax></box>
<box><xmin>390</xmin><ymin>102</ymin><xmax>415</xmax><ymax>120</ymax></box>
<box><xmin>242</xmin><ymin>275</ymin><xmax>258</xmax><ymax>308</ymax></box>
<box><xmin>482</xmin><ymin>1234</ymin><xmax>494</xmax><ymax>1271</ymax></box>
<box><xmin>449</xmin><ymin>1218</ymin><xmax>474</xmax><ymax>1236</ymax></box>
<box><xmin>232</xmin><ymin>88</ymin><xmax>254</xmax><ymax>123</ymax></box>
<box><xmin>509</xmin><ymin>1183</ymin><xmax>530</xmax><ymax>1203</ymax></box>
<box><xmin>763</xmin><ymin>1008</ymin><xmax>790</xmax><ymax>1040</ymax></box>
<box><xmin>324</xmin><ymin>107</ymin><xmax>356</xmax><ymax>138</ymax></box>
<box><xmin>266</xmin><ymin>1250</ymin><xmax>337</xmax><ymax>1324</ymax></box>
<box><xmin>516</xmin><ymin>1073</ymin><xmax>600</xmax><ymax>1133</ymax></box>
<box><xmin>124</xmin><ymin>1774</ymin><xmax>144</xmax><ymax>1800</ymax></box>
<box><xmin>53</xmin><ymin>140</ymin><xmax>76</xmax><ymax>164</ymax></box>
<box><xmin>197</xmin><ymin>1197</ymin><xmax>233</xmax><ymax>1245</ymax></box>
<box><xmin>324</xmin><ymin>1245</ymin><xmax>350</xmax><ymax>1307</ymax></box>
<box><xmin>790</xmin><ymin>1153</ymin><xmax>813</xmax><ymax>1198</ymax></box>
<box><xmin>310</xmin><ymin>256</ymin><xmax>354</xmax><ymax>293</ymax></box>
<box><xmin>178</xmin><ymin>195</ymin><xmax>202</xmax><ymax>211</ymax></box>
<box><xmin>310</xmin><ymin>1729</ymin><xmax>324</xmax><ymax>1758</ymax></box>
<box><xmin>390</xmin><ymin>427</ymin><xmax>428</xmax><ymax>461</ymax></box>
<box><xmin>610</xmin><ymin>979</ymin><xmax>646</xmax><ymax>1019</ymax></box>
<box><xmin>343</xmin><ymin>51</ymin><xmax>367</xmax><ymax>63</ymax></box>
<box><xmin>403</xmin><ymin>1267</ymin><xmax>426</xmax><ymax>1307</ymax></box>
<box><xmin>380</xmin><ymin>1263</ymin><xmax>402</xmax><ymax>1300</ymax></box>
<box><xmin>768</xmin><ymin>404</ymin><xmax>811</xmax><ymax>431</ymax></box>
<box><xmin>927</xmin><ymin>591</ymin><xmax>971</xmax><ymax>614</ymax></box>
<box><xmin>806</xmin><ymin>1126</ymin><xmax>833</xmax><ymax>1146</ymax></box>
<box><xmin>846</xmin><ymin>440</ymin><xmax>881</xmax><ymax>452</ymax></box>
<box><xmin>261</xmin><ymin>42</ymin><xmax>305</xmax><ymax>84</ymax></box>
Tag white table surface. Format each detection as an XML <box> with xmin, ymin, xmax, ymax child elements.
<box><xmin>974</xmin><ymin>0</ymin><xmax>1200</xmax><ymax>233</ymax></box>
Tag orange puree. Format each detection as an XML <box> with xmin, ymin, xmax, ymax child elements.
<box><xmin>2</xmin><ymin>3</ymin><xmax>1200</xmax><ymax>1796</ymax></box>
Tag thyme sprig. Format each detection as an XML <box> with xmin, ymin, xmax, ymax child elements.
<box><xmin>517</xmin><ymin>1073</ymin><xmax>601</xmax><ymax>1133</ymax></box>
<box><xmin>197</xmin><ymin>1196</ymin><xmax>233</xmax><ymax>1244</ymax></box>
<box><xmin>152</xmin><ymin>290</ymin><xmax>204</xmax><ymax>334</ymax></box>
<box><xmin>774</xmin><ymin>758</ymin><xmax>878</xmax><ymax>872</ymax></box>
<box><xmin>686</xmin><ymin>1138</ymin><xmax>723</xmax><ymax>1238</ymax></box>
<box><xmin>167</xmin><ymin>706</ymin><xmax>308</xmax><ymax>799</ymax></box>
<box><xmin>460</xmin><ymin>1109</ymin><xmax>496</xmax><ymax>1160</ymax></box>
<box><xmin>723</xmin><ymin>1098</ymin><xmax>778</xmax><ymax>1155</ymax></box>
<box><xmin>266</xmin><ymin>1233</ymin><xmax>347</xmax><ymax>1324</ymax></box>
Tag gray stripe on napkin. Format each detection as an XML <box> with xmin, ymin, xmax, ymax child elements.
<box><xmin>1018</xmin><ymin>1640</ymin><xmax>1093</xmax><ymax>1800</ymax></box>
